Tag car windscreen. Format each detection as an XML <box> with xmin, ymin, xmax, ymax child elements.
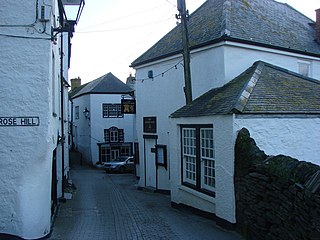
<box><xmin>112</xmin><ymin>157</ymin><xmax>127</xmax><ymax>162</ymax></box>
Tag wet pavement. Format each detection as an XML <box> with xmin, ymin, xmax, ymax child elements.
<box><xmin>49</xmin><ymin>153</ymin><xmax>243</xmax><ymax>240</ymax></box>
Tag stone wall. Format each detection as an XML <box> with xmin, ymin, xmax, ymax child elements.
<box><xmin>235</xmin><ymin>128</ymin><xmax>320</xmax><ymax>240</ymax></box>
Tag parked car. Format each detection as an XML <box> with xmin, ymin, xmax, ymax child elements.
<box><xmin>103</xmin><ymin>156</ymin><xmax>135</xmax><ymax>173</ymax></box>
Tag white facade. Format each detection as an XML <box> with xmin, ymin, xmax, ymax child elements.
<box><xmin>234</xmin><ymin>115</ymin><xmax>320</xmax><ymax>165</ymax></box>
<box><xmin>169</xmin><ymin>115</ymin><xmax>236</xmax><ymax>223</ymax></box>
<box><xmin>72</xmin><ymin>93</ymin><xmax>136</xmax><ymax>166</ymax></box>
<box><xmin>169</xmin><ymin>114</ymin><xmax>320</xmax><ymax>224</ymax></box>
<box><xmin>134</xmin><ymin>43</ymin><xmax>320</xmax><ymax>192</ymax></box>
<box><xmin>0</xmin><ymin>0</ymin><xmax>74</xmax><ymax>238</ymax></box>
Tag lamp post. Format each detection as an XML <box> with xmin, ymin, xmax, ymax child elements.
<box><xmin>54</xmin><ymin>0</ymin><xmax>85</xmax><ymax>202</ymax></box>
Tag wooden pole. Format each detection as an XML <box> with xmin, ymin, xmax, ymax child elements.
<box><xmin>177</xmin><ymin>0</ymin><xmax>192</xmax><ymax>104</ymax></box>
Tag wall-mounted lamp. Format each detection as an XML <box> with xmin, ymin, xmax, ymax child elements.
<box><xmin>52</xmin><ymin>0</ymin><xmax>85</xmax><ymax>35</ymax></box>
<box><xmin>83</xmin><ymin>107</ymin><xmax>90</xmax><ymax>119</ymax></box>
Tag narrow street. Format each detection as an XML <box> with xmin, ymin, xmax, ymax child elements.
<box><xmin>50</xmin><ymin>153</ymin><xmax>243</xmax><ymax>240</ymax></box>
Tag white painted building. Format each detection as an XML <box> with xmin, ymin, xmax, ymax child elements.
<box><xmin>0</xmin><ymin>0</ymin><xmax>84</xmax><ymax>238</ymax></box>
<box><xmin>169</xmin><ymin>61</ymin><xmax>320</xmax><ymax>224</ymax></box>
<box><xmin>131</xmin><ymin>0</ymin><xmax>320</xmax><ymax>226</ymax></box>
<box><xmin>70</xmin><ymin>73</ymin><xmax>137</xmax><ymax>166</ymax></box>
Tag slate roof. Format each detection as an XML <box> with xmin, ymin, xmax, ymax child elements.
<box><xmin>131</xmin><ymin>0</ymin><xmax>320</xmax><ymax>67</ymax></box>
<box><xmin>70</xmin><ymin>73</ymin><xmax>133</xmax><ymax>99</ymax></box>
<box><xmin>170</xmin><ymin>61</ymin><xmax>320</xmax><ymax>118</ymax></box>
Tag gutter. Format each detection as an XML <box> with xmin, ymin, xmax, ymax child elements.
<box><xmin>131</xmin><ymin>35</ymin><xmax>320</xmax><ymax>68</ymax></box>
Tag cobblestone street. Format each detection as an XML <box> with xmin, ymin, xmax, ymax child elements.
<box><xmin>50</xmin><ymin>155</ymin><xmax>242</xmax><ymax>240</ymax></box>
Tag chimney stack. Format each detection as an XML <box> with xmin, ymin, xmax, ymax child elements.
<box><xmin>71</xmin><ymin>77</ymin><xmax>81</xmax><ymax>91</ymax></box>
<box><xmin>316</xmin><ymin>9</ymin><xmax>320</xmax><ymax>43</ymax></box>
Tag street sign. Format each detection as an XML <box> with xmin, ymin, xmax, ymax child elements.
<box><xmin>0</xmin><ymin>117</ymin><xmax>40</xmax><ymax>127</ymax></box>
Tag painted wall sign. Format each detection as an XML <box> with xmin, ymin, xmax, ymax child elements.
<box><xmin>0</xmin><ymin>117</ymin><xmax>40</xmax><ymax>127</ymax></box>
<box><xmin>143</xmin><ymin>116</ymin><xmax>157</xmax><ymax>133</ymax></box>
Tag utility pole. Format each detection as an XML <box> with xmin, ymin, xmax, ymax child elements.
<box><xmin>176</xmin><ymin>0</ymin><xmax>192</xmax><ymax>104</ymax></box>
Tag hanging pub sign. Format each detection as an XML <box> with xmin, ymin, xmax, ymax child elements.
<box><xmin>121</xmin><ymin>99</ymin><xmax>136</xmax><ymax>114</ymax></box>
<box><xmin>143</xmin><ymin>116</ymin><xmax>157</xmax><ymax>133</ymax></box>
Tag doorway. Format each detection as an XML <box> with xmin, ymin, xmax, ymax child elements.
<box><xmin>111</xmin><ymin>149</ymin><xmax>120</xmax><ymax>160</ymax></box>
<box><xmin>145</xmin><ymin>138</ymin><xmax>157</xmax><ymax>188</ymax></box>
<box><xmin>51</xmin><ymin>149</ymin><xmax>57</xmax><ymax>217</ymax></box>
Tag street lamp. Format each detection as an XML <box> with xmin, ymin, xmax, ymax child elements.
<box><xmin>83</xmin><ymin>107</ymin><xmax>90</xmax><ymax>119</ymax></box>
<box><xmin>54</xmin><ymin>0</ymin><xmax>85</xmax><ymax>34</ymax></box>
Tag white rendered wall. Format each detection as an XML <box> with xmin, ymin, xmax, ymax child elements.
<box><xmin>73</xmin><ymin>95</ymin><xmax>91</xmax><ymax>163</ymax></box>
<box><xmin>0</xmin><ymin>0</ymin><xmax>63</xmax><ymax>238</ymax></box>
<box><xmin>169</xmin><ymin>115</ymin><xmax>236</xmax><ymax>223</ymax></box>
<box><xmin>73</xmin><ymin>93</ymin><xmax>136</xmax><ymax>165</ymax></box>
<box><xmin>235</xmin><ymin>116</ymin><xmax>320</xmax><ymax>165</ymax></box>
<box><xmin>134</xmin><ymin>42</ymin><xmax>320</xmax><ymax>191</ymax></box>
<box><xmin>90</xmin><ymin>94</ymin><xmax>136</xmax><ymax>165</ymax></box>
<box><xmin>223</xmin><ymin>42</ymin><xmax>320</xmax><ymax>84</ymax></box>
<box><xmin>135</xmin><ymin>48</ymin><xmax>226</xmax><ymax>189</ymax></box>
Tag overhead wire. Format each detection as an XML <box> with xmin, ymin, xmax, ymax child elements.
<box><xmin>136</xmin><ymin>59</ymin><xmax>184</xmax><ymax>82</ymax></box>
<box><xmin>76</xmin><ymin>16</ymin><xmax>175</xmax><ymax>34</ymax></box>
<box><xmin>164</xmin><ymin>0</ymin><xmax>177</xmax><ymax>7</ymax></box>
<box><xmin>0</xmin><ymin>33</ymin><xmax>51</xmax><ymax>40</ymax></box>
<box><xmin>78</xmin><ymin>3</ymin><xmax>168</xmax><ymax>32</ymax></box>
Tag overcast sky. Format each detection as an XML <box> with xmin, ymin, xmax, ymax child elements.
<box><xmin>69</xmin><ymin>0</ymin><xmax>320</xmax><ymax>84</ymax></box>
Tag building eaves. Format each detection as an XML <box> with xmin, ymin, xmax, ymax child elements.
<box><xmin>170</xmin><ymin>61</ymin><xmax>320</xmax><ymax>118</ymax></box>
<box><xmin>69</xmin><ymin>82</ymin><xmax>88</xmax><ymax>99</ymax></box>
<box><xmin>71</xmin><ymin>73</ymin><xmax>133</xmax><ymax>99</ymax></box>
<box><xmin>131</xmin><ymin>0</ymin><xmax>320</xmax><ymax>68</ymax></box>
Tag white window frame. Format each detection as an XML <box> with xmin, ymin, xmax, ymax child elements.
<box><xmin>182</xmin><ymin>128</ymin><xmax>197</xmax><ymax>186</ymax></box>
<box><xmin>181</xmin><ymin>125</ymin><xmax>215</xmax><ymax>196</ymax></box>
<box><xmin>110</xmin><ymin>128</ymin><xmax>119</xmax><ymax>142</ymax></box>
<box><xmin>200</xmin><ymin>128</ymin><xmax>215</xmax><ymax>192</ymax></box>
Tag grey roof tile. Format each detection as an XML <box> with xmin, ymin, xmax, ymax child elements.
<box><xmin>131</xmin><ymin>0</ymin><xmax>320</xmax><ymax>67</ymax></box>
<box><xmin>170</xmin><ymin>61</ymin><xmax>320</xmax><ymax>118</ymax></box>
<box><xmin>70</xmin><ymin>73</ymin><xmax>133</xmax><ymax>99</ymax></box>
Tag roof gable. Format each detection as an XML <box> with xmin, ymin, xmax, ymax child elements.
<box><xmin>170</xmin><ymin>61</ymin><xmax>320</xmax><ymax>118</ymax></box>
<box><xmin>131</xmin><ymin>0</ymin><xmax>320</xmax><ymax>67</ymax></box>
<box><xmin>70</xmin><ymin>73</ymin><xmax>133</xmax><ymax>99</ymax></box>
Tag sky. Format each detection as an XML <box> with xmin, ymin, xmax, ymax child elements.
<box><xmin>69</xmin><ymin>0</ymin><xmax>320</xmax><ymax>84</ymax></box>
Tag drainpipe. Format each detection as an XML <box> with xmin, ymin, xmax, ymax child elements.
<box><xmin>60</xmin><ymin>32</ymin><xmax>66</xmax><ymax>202</ymax></box>
<box><xmin>70</xmin><ymin>98</ymin><xmax>74</xmax><ymax>149</ymax></box>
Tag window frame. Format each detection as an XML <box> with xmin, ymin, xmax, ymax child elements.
<box><xmin>102</xmin><ymin>103</ymin><xmax>123</xmax><ymax>118</ymax></box>
<box><xmin>104</xmin><ymin>126</ymin><xmax>124</xmax><ymax>143</ymax></box>
<box><xmin>75</xmin><ymin>106</ymin><xmax>79</xmax><ymax>119</ymax></box>
<box><xmin>180</xmin><ymin>124</ymin><xmax>215</xmax><ymax>197</ymax></box>
<box><xmin>155</xmin><ymin>144</ymin><xmax>167</xmax><ymax>169</ymax></box>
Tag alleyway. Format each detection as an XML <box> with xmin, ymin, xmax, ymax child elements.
<box><xmin>49</xmin><ymin>152</ymin><xmax>243</xmax><ymax>240</ymax></box>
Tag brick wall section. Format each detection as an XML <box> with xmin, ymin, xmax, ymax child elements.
<box><xmin>235</xmin><ymin>128</ymin><xmax>320</xmax><ymax>240</ymax></box>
